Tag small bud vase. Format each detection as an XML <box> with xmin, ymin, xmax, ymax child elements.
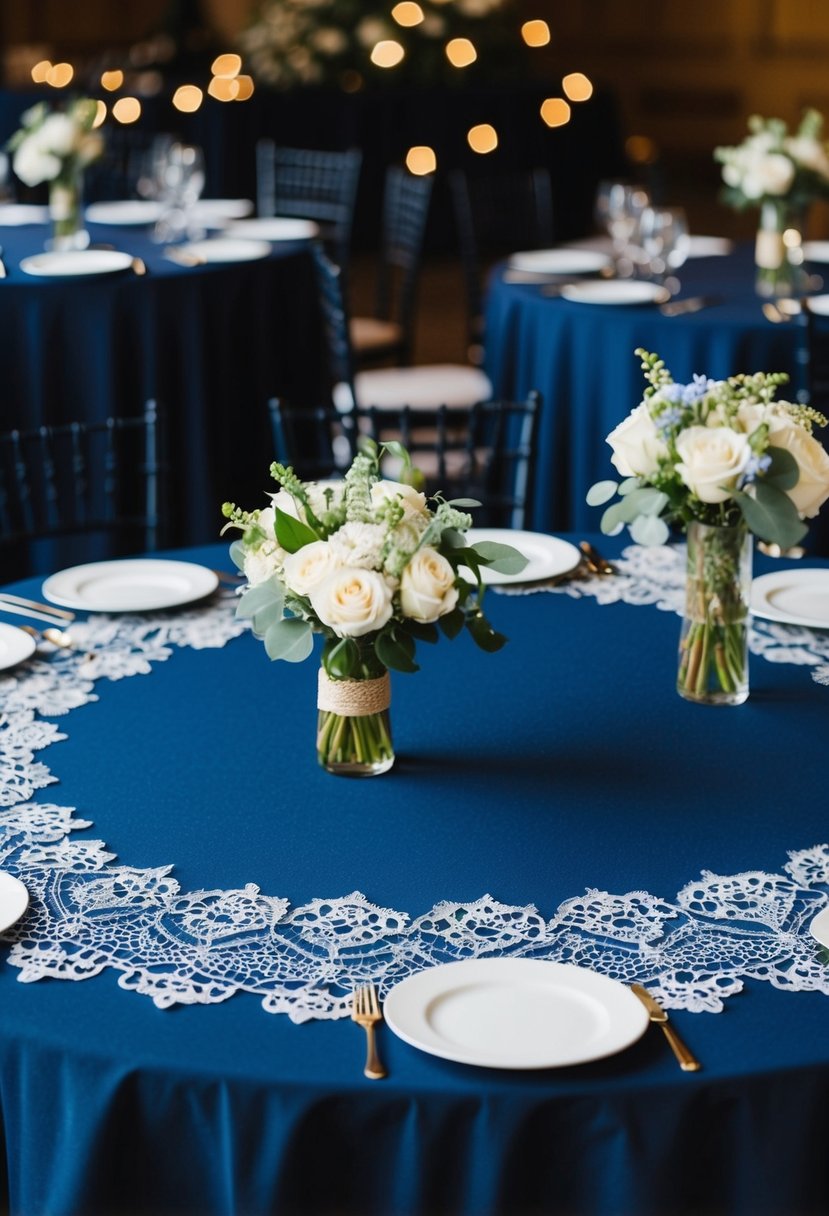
<box><xmin>48</xmin><ymin>165</ymin><xmax>89</xmax><ymax>252</ymax></box>
<box><xmin>316</xmin><ymin>667</ymin><xmax>394</xmax><ymax>776</ymax></box>
<box><xmin>754</xmin><ymin>200</ymin><xmax>802</xmax><ymax>298</ymax></box>
<box><xmin>677</xmin><ymin>520</ymin><xmax>752</xmax><ymax>706</ymax></box>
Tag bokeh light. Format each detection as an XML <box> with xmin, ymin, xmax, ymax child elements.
<box><xmin>563</xmin><ymin>72</ymin><xmax>593</xmax><ymax>101</ymax></box>
<box><xmin>371</xmin><ymin>40</ymin><xmax>405</xmax><ymax>68</ymax></box>
<box><xmin>31</xmin><ymin>60</ymin><xmax>51</xmax><ymax>84</ymax></box>
<box><xmin>92</xmin><ymin>100</ymin><xmax>107</xmax><ymax>128</ymax></box>
<box><xmin>521</xmin><ymin>20</ymin><xmax>551</xmax><ymax>47</ymax></box>
<box><xmin>172</xmin><ymin>85</ymin><xmax>204</xmax><ymax>113</ymax></box>
<box><xmin>100</xmin><ymin>69</ymin><xmax>124</xmax><ymax>91</ymax></box>
<box><xmin>234</xmin><ymin>75</ymin><xmax>255</xmax><ymax>101</ymax></box>
<box><xmin>47</xmin><ymin>62</ymin><xmax>74</xmax><ymax>88</ymax></box>
<box><xmin>112</xmin><ymin>96</ymin><xmax>141</xmax><ymax>124</ymax></box>
<box><xmin>212</xmin><ymin>53</ymin><xmax>242</xmax><ymax>79</ymax></box>
<box><xmin>445</xmin><ymin>38</ymin><xmax>477</xmax><ymax>68</ymax></box>
<box><xmin>540</xmin><ymin>97</ymin><xmax>571</xmax><ymax>127</ymax></box>
<box><xmin>392</xmin><ymin>2</ymin><xmax>424</xmax><ymax>26</ymax></box>
<box><xmin>625</xmin><ymin>134</ymin><xmax>659</xmax><ymax>165</ymax></box>
<box><xmin>208</xmin><ymin>76</ymin><xmax>240</xmax><ymax>101</ymax></box>
<box><xmin>467</xmin><ymin>123</ymin><xmax>498</xmax><ymax>154</ymax></box>
<box><xmin>406</xmin><ymin>146</ymin><xmax>437</xmax><ymax>175</ymax></box>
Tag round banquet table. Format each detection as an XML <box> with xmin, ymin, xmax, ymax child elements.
<box><xmin>483</xmin><ymin>245</ymin><xmax>829</xmax><ymax>556</ymax></box>
<box><xmin>0</xmin><ymin>538</ymin><xmax>828</xmax><ymax>1216</ymax></box>
<box><xmin>0</xmin><ymin>216</ymin><xmax>324</xmax><ymax>568</ymax></box>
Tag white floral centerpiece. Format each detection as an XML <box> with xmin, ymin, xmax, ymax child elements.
<box><xmin>714</xmin><ymin>109</ymin><xmax>829</xmax><ymax>295</ymax></box>
<box><xmin>238</xmin><ymin>0</ymin><xmax>520</xmax><ymax>91</ymax></box>
<box><xmin>7</xmin><ymin>98</ymin><xmax>103</xmax><ymax>250</ymax></box>
<box><xmin>222</xmin><ymin>439</ymin><xmax>526</xmax><ymax>774</ymax></box>
<box><xmin>588</xmin><ymin>349</ymin><xmax>829</xmax><ymax>704</ymax></box>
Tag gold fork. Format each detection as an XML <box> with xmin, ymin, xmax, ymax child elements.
<box><xmin>352</xmin><ymin>984</ymin><xmax>387</xmax><ymax>1080</ymax></box>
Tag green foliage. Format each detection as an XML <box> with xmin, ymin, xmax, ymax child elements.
<box><xmin>274</xmin><ymin>507</ymin><xmax>319</xmax><ymax>553</ymax></box>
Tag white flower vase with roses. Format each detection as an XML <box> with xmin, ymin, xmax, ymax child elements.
<box><xmin>714</xmin><ymin>109</ymin><xmax>829</xmax><ymax>297</ymax></box>
<box><xmin>7</xmin><ymin>98</ymin><xmax>103</xmax><ymax>251</ymax></box>
<box><xmin>222</xmin><ymin>441</ymin><xmax>526</xmax><ymax>775</ymax></box>
<box><xmin>588</xmin><ymin>349</ymin><xmax>829</xmax><ymax>705</ymax></box>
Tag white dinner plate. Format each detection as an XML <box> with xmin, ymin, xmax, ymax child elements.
<box><xmin>0</xmin><ymin>203</ymin><xmax>49</xmax><ymax>225</ymax></box>
<box><xmin>560</xmin><ymin>279</ymin><xmax>667</xmax><ymax>306</ymax></box>
<box><xmin>225</xmin><ymin>217</ymin><xmax>319</xmax><ymax>242</ymax></box>
<box><xmin>384</xmin><ymin>959</ymin><xmax>650</xmax><ymax>1069</ymax></box>
<box><xmin>178</xmin><ymin>238</ymin><xmax>271</xmax><ymax>263</ymax></box>
<box><xmin>685</xmin><ymin>235</ymin><xmax>734</xmax><ymax>258</ymax></box>
<box><xmin>508</xmin><ymin>248</ymin><xmax>613</xmax><ymax>275</ymax></box>
<box><xmin>0</xmin><ymin>872</ymin><xmax>29</xmax><ymax>933</ymax></box>
<box><xmin>464</xmin><ymin>529</ymin><xmax>580</xmax><ymax>585</ymax></box>
<box><xmin>810</xmin><ymin>906</ymin><xmax>829</xmax><ymax>949</ymax></box>
<box><xmin>85</xmin><ymin>200</ymin><xmax>163</xmax><ymax>226</ymax></box>
<box><xmin>42</xmin><ymin>559</ymin><xmax>219</xmax><ymax>613</ymax></box>
<box><xmin>750</xmin><ymin>568</ymin><xmax>829</xmax><ymax>629</ymax></box>
<box><xmin>803</xmin><ymin>241</ymin><xmax>829</xmax><ymax>263</ymax></box>
<box><xmin>0</xmin><ymin>621</ymin><xmax>36</xmax><ymax>670</ymax></box>
<box><xmin>806</xmin><ymin>294</ymin><xmax>829</xmax><ymax>317</ymax></box>
<box><xmin>191</xmin><ymin>198</ymin><xmax>254</xmax><ymax>226</ymax></box>
<box><xmin>20</xmin><ymin>250</ymin><xmax>134</xmax><ymax>278</ymax></box>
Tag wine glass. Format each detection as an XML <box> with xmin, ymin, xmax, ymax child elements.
<box><xmin>152</xmin><ymin>143</ymin><xmax>206</xmax><ymax>242</ymax></box>
<box><xmin>633</xmin><ymin>206</ymin><xmax>690</xmax><ymax>286</ymax></box>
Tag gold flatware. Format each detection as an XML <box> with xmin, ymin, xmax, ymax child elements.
<box><xmin>579</xmin><ymin>541</ymin><xmax>618</xmax><ymax>576</ymax></box>
<box><xmin>352</xmin><ymin>984</ymin><xmax>387</xmax><ymax>1080</ymax></box>
<box><xmin>659</xmin><ymin>294</ymin><xmax>721</xmax><ymax>318</ymax></box>
<box><xmin>631</xmin><ymin>984</ymin><xmax>701</xmax><ymax>1072</ymax></box>
<box><xmin>0</xmin><ymin>593</ymin><xmax>74</xmax><ymax>621</ymax></box>
<box><xmin>18</xmin><ymin>624</ymin><xmax>74</xmax><ymax>649</ymax></box>
<box><xmin>131</xmin><ymin>257</ymin><xmax>148</xmax><ymax>276</ymax></box>
<box><xmin>164</xmin><ymin>247</ymin><xmax>206</xmax><ymax>267</ymax></box>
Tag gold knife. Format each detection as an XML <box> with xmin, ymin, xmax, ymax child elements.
<box><xmin>631</xmin><ymin>984</ymin><xmax>701</xmax><ymax>1072</ymax></box>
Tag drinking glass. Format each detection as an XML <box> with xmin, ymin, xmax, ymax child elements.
<box><xmin>151</xmin><ymin>143</ymin><xmax>206</xmax><ymax>242</ymax></box>
<box><xmin>633</xmin><ymin>205</ymin><xmax>690</xmax><ymax>284</ymax></box>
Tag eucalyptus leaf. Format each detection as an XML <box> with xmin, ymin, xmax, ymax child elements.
<box><xmin>250</xmin><ymin>601</ymin><xmax>285</xmax><ymax>638</ymax></box>
<box><xmin>447</xmin><ymin>498</ymin><xmax>482</xmax><ymax>508</ymax></box>
<box><xmin>618</xmin><ymin>477</ymin><xmax>641</xmax><ymax>496</ymax></box>
<box><xmin>274</xmin><ymin>507</ymin><xmax>319</xmax><ymax>554</ymax></box>
<box><xmin>762</xmin><ymin>445</ymin><xmax>800</xmax><ymax>492</ymax></box>
<box><xmin>235</xmin><ymin>578</ymin><xmax>283</xmax><ymax>620</ymax></box>
<box><xmin>586</xmin><ymin>479</ymin><xmax>618</xmax><ymax>507</ymax></box>
<box><xmin>630</xmin><ymin>513</ymin><xmax>670</xmax><ymax>546</ymax></box>
<box><xmin>625</xmin><ymin>486</ymin><xmax>669</xmax><ymax>517</ymax></box>
<box><xmin>229</xmin><ymin>539</ymin><xmax>246</xmax><ymax>572</ymax></box>
<box><xmin>375</xmin><ymin>631</ymin><xmax>419</xmax><ymax>673</ymax></box>
<box><xmin>263</xmin><ymin>618</ymin><xmax>314</xmax><ymax>663</ymax></box>
<box><xmin>469</xmin><ymin>540</ymin><xmax>529</xmax><ymax>574</ymax></box>
<box><xmin>732</xmin><ymin>483</ymin><xmax>809</xmax><ymax>548</ymax></box>
<box><xmin>441</xmin><ymin>528</ymin><xmax>467</xmax><ymax>550</ymax></box>
<box><xmin>382</xmin><ymin>440</ymin><xmax>411</xmax><ymax>469</ymax></box>
<box><xmin>600</xmin><ymin>500</ymin><xmax>633</xmax><ymax>534</ymax></box>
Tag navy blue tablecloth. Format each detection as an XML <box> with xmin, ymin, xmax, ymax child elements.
<box><xmin>483</xmin><ymin>247</ymin><xmax>829</xmax><ymax>556</ymax></box>
<box><xmin>0</xmin><ymin>222</ymin><xmax>324</xmax><ymax>575</ymax></box>
<box><xmin>0</xmin><ymin>538</ymin><xmax>827</xmax><ymax>1215</ymax></box>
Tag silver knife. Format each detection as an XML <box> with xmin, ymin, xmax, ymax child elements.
<box><xmin>659</xmin><ymin>294</ymin><xmax>720</xmax><ymax>317</ymax></box>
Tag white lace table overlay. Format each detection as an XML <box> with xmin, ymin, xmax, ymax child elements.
<box><xmin>1</xmin><ymin>590</ymin><xmax>827</xmax><ymax>1022</ymax></box>
<box><xmin>498</xmin><ymin>543</ymin><xmax>829</xmax><ymax>688</ymax></box>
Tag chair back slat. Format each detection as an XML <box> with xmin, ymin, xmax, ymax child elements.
<box><xmin>268</xmin><ymin>393</ymin><xmax>541</xmax><ymax>530</ymax></box>
<box><xmin>256</xmin><ymin>142</ymin><xmax>362</xmax><ymax>270</ymax></box>
<box><xmin>0</xmin><ymin>403</ymin><xmax>167</xmax><ymax>564</ymax></box>
<box><xmin>373</xmin><ymin>168</ymin><xmax>433</xmax><ymax>358</ymax></box>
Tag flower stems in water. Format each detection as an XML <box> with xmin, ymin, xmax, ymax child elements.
<box><xmin>316</xmin><ymin>708</ymin><xmax>394</xmax><ymax>774</ymax></box>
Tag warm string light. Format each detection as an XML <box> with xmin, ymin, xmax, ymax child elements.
<box><xmin>112</xmin><ymin>96</ymin><xmax>141</xmax><ymax>123</ymax></box>
<box><xmin>563</xmin><ymin>72</ymin><xmax>593</xmax><ymax>102</ymax></box>
<box><xmin>392</xmin><ymin>2</ymin><xmax>424</xmax><ymax>26</ymax></box>
<box><xmin>371</xmin><ymin>40</ymin><xmax>405</xmax><ymax>68</ymax></box>
<box><xmin>406</xmin><ymin>146</ymin><xmax>436</xmax><ymax>175</ymax></box>
<box><xmin>521</xmin><ymin>20</ymin><xmax>550</xmax><ymax>47</ymax></box>
<box><xmin>540</xmin><ymin>97</ymin><xmax>571</xmax><ymax>127</ymax></box>
<box><xmin>467</xmin><ymin>123</ymin><xmax>497</xmax><ymax>154</ymax></box>
<box><xmin>100</xmin><ymin>69</ymin><xmax>124</xmax><ymax>92</ymax></box>
<box><xmin>445</xmin><ymin>38</ymin><xmax>477</xmax><ymax>68</ymax></box>
<box><xmin>172</xmin><ymin>84</ymin><xmax>204</xmax><ymax>113</ymax></box>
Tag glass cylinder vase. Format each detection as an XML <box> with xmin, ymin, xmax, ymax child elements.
<box><xmin>754</xmin><ymin>199</ymin><xmax>802</xmax><ymax>298</ymax></box>
<box><xmin>48</xmin><ymin>164</ymin><xmax>89</xmax><ymax>252</ymax></box>
<box><xmin>677</xmin><ymin>520</ymin><xmax>752</xmax><ymax>706</ymax></box>
<box><xmin>316</xmin><ymin>667</ymin><xmax>394</xmax><ymax>776</ymax></box>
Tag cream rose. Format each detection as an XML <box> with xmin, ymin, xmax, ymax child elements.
<box><xmin>674</xmin><ymin>426</ymin><xmax>751</xmax><ymax>503</ymax></box>
<box><xmin>771</xmin><ymin>424</ymin><xmax>829</xmax><ymax>517</ymax></box>
<box><xmin>282</xmin><ymin>541</ymin><xmax>341</xmax><ymax>597</ymax></box>
<box><xmin>310</xmin><ymin>568</ymin><xmax>394</xmax><ymax>637</ymax></box>
<box><xmin>399</xmin><ymin>547</ymin><xmax>459</xmax><ymax>623</ymax></box>
<box><xmin>606</xmin><ymin>404</ymin><xmax>667</xmax><ymax>478</ymax></box>
<box><xmin>741</xmin><ymin>152</ymin><xmax>795</xmax><ymax>199</ymax></box>
<box><xmin>370</xmin><ymin>479</ymin><xmax>428</xmax><ymax>519</ymax></box>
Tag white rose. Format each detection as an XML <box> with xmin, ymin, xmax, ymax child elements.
<box><xmin>39</xmin><ymin>113</ymin><xmax>78</xmax><ymax>157</ymax></box>
<box><xmin>282</xmin><ymin>540</ymin><xmax>341</xmax><ymax>596</ymax></box>
<box><xmin>13</xmin><ymin>137</ymin><xmax>60</xmax><ymax>186</ymax></box>
<box><xmin>271</xmin><ymin>479</ymin><xmax>343</xmax><ymax>524</ymax></box>
<box><xmin>399</xmin><ymin>547</ymin><xmax>459</xmax><ymax>623</ymax></box>
<box><xmin>310</xmin><ymin>568</ymin><xmax>394</xmax><ymax>637</ymax></box>
<box><xmin>785</xmin><ymin>135</ymin><xmax>829</xmax><ymax>179</ymax></box>
<box><xmin>674</xmin><ymin>426</ymin><xmax>751</xmax><ymax>503</ymax></box>
<box><xmin>742</xmin><ymin>152</ymin><xmax>794</xmax><ymax>199</ymax></box>
<box><xmin>770</xmin><ymin>424</ymin><xmax>829</xmax><ymax>518</ymax></box>
<box><xmin>370</xmin><ymin>479</ymin><xmax>428</xmax><ymax>518</ymax></box>
<box><xmin>606</xmin><ymin>403</ymin><xmax>667</xmax><ymax>478</ymax></box>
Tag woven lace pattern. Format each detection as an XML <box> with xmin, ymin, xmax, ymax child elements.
<box><xmin>1</xmin><ymin>559</ymin><xmax>827</xmax><ymax>1022</ymax></box>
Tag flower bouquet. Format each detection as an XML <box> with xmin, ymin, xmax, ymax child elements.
<box><xmin>588</xmin><ymin>349</ymin><xmax>829</xmax><ymax>704</ymax></box>
<box><xmin>222</xmin><ymin>440</ymin><xmax>526</xmax><ymax>774</ymax></box>
<box><xmin>714</xmin><ymin>109</ymin><xmax>829</xmax><ymax>295</ymax></box>
<box><xmin>7</xmin><ymin>98</ymin><xmax>103</xmax><ymax>250</ymax></box>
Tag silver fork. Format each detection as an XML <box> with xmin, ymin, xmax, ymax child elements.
<box><xmin>351</xmin><ymin>984</ymin><xmax>387</xmax><ymax>1079</ymax></box>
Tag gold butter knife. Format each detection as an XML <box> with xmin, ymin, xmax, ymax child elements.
<box><xmin>631</xmin><ymin>984</ymin><xmax>701</xmax><ymax>1072</ymax></box>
